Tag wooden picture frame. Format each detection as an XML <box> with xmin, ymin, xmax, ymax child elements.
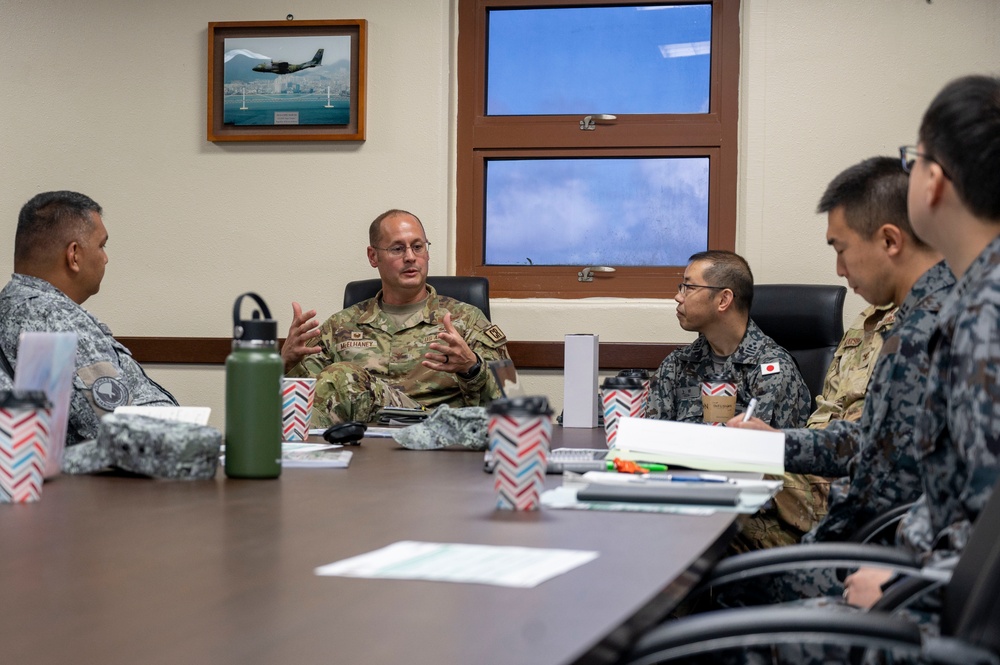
<box><xmin>207</xmin><ymin>19</ymin><xmax>366</xmax><ymax>142</ymax></box>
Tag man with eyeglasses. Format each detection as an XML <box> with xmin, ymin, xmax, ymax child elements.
<box><xmin>838</xmin><ymin>75</ymin><xmax>1000</xmax><ymax>613</ymax></box>
<box><xmin>281</xmin><ymin>209</ymin><xmax>510</xmax><ymax>425</ymax></box>
<box><xmin>648</xmin><ymin>250</ymin><xmax>813</xmax><ymax>551</ymax></box>
<box><xmin>649</xmin><ymin>249</ymin><xmax>810</xmax><ymax>431</ymax></box>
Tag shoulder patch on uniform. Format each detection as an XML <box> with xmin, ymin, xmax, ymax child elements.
<box><xmin>760</xmin><ymin>361</ymin><xmax>781</xmax><ymax>376</ymax></box>
<box><xmin>91</xmin><ymin>376</ymin><xmax>130</xmax><ymax>411</ymax></box>
<box><xmin>483</xmin><ymin>324</ymin><xmax>507</xmax><ymax>343</ymax></box>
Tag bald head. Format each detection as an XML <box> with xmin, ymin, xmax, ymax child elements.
<box><xmin>368</xmin><ymin>209</ymin><xmax>425</xmax><ymax>247</ymax></box>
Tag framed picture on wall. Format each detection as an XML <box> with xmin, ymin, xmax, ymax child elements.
<box><xmin>207</xmin><ymin>19</ymin><xmax>366</xmax><ymax>142</ymax></box>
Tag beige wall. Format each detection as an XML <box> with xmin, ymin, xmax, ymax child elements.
<box><xmin>2</xmin><ymin>0</ymin><xmax>998</xmax><ymax>429</ymax></box>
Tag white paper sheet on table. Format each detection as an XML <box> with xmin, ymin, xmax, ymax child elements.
<box><xmin>315</xmin><ymin>541</ymin><xmax>599</xmax><ymax>588</ymax></box>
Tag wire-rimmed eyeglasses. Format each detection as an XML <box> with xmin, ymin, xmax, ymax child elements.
<box><xmin>677</xmin><ymin>282</ymin><xmax>725</xmax><ymax>296</ymax></box>
<box><xmin>372</xmin><ymin>241</ymin><xmax>431</xmax><ymax>258</ymax></box>
<box><xmin>899</xmin><ymin>145</ymin><xmax>951</xmax><ymax>180</ymax></box>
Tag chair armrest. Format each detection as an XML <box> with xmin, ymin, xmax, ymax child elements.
<box><xmin>849</xmin><ymin>502</ymin><xmax>916</xmax><ymax>544</ymax></box>
<box><xmin>695</xmin><ymin>542</ymin><xmax>922</xmax><ymax>594</ymax></box>
<box><xmin>625</xmin><ymin>606</ymin><xmax>921</xmax><ymax>665</ymax></box>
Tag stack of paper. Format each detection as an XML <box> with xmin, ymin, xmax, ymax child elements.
<box><xmin>610</xmin><ymin>417</ymin><xmax>785</xmax><ymax>474</ymax></box>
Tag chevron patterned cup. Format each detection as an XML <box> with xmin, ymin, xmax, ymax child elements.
<box><xmin>0</xmin><ymin>391</ymin><xmax>52</xmax><ymax>504</ymax></box>
<box><xmin>281</xmin><ymin>378</ymin><xmax>316</xmax><ymax>442</ymax></box>
<box><xmin>701</xmin><ymin>376</ymin><xmax>737</xmax><ymax>424</ymax></box>
<box><xmin>487</xmin><ymin>396</ymin><xmax>553</xmax><ymax>511</ymax></box>
<box><xmin>601</xmin><ymin>376</ymin><xmax>646</xmax><ymax>449</ymax></box>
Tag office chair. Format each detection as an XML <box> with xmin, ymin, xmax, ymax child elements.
<box><xmin>750</xmin><ymin>284</ymin><xmax>847</xmax><ymax>401</ymax></box>
<box><xmin>342</xmin><ymin>276</ymin><xmax>491</xmax><ymax>320</ymax></box>
<box><xmin>623</xmin><ymin>476</ymin><xmax>1000</xmax><ymax>665</ymax></box>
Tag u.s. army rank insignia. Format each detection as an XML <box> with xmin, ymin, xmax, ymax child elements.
<box><xmin>351</xmin><ymin>331</ymin><xmax>364</xmax><ymax>340</ymax></box>
<box><xmin>484</xmin><ymin>325</ymin><xmax>507</xmax><ymax>343</ymax></box>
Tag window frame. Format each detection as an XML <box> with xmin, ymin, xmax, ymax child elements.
<box><xmin>456</xmin><ymin>0</ymin><xmax>741</xmax><ymax>299</ymax></box>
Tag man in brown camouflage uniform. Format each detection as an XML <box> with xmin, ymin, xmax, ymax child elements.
<box><xmin>282</xmin><ymin>209</ymin><xmax>510</xmax><ymax>426</ymax></box>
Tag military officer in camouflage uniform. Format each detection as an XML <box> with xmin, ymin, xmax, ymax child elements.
<box><xmin>843</xmin><ymin>75</ymin><xmax>1000</xmax><ymax>611</ymax></box>
<box><xmin>724</xmin><ymin>158</ymin><xmax>951</xmax><ymax>610</ymax></box>
<box><xmin>648</xmin><ymin>250</ymin><xmax>813</xmax><ymax>552</ymax></box>
<box><xmin>0</xmin><ymin>191</ymin><xmax>178</xmax><ymax>447</ymax></box>
<box><xmin>736</xmin><ymin>303</ymin><xmax>898</xmax><ymax>556</ymax></box>
<box><xmin>805</xmin><ymin>303</ymin><xmax>896</xmax><ymax>430</ymax></box>
<box><xmin>283</xmin><ymin>209</ymin><xmax>510</xmax><ymax>426</ymax></box>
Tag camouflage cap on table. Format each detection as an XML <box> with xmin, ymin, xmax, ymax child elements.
<box><xmin>62</xmin><ymin>414</ymin><xmax>221</xmax><ymax>480</ymax></box>
<box><xmin>393</xmin><ymin>405</ymin><xmax>489</xmax><ymax>450</ymax></box>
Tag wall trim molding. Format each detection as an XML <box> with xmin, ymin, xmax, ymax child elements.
<box><xmin>118</xmin><ymin>337</ymin><xmax>679</xmax><ymax>371</ymax></box>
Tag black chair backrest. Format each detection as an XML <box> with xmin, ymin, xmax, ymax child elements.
<box><xmin>945</xmin><ymin>474</ymin><xmax>1000</xmax><ymax>652</ymax></box>
<box><xmin>343</xmin><ymin>276</ymin><xmax>491</xmax><ymax>320</ymax></box>
<box><xmin>750</xmin><ymin>284</ymin><xmax>846</xmax><ymax>401</ymax></box>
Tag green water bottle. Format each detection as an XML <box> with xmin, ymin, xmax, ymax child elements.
<box><xmin>225</xmin><ymin>292</ymin><xmax>282</xmax><ymax>479</ymax></box>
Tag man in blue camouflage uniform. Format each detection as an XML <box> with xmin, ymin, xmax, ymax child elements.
<box><xmin>696</xmin><ymin>77</ymin><xmax>1000</xmax><ymax>665</ymax></box>
<box><xmin>843</xmin><ymin>74</ymin><xmax>1000</xmax><ymax>611</ymax></box>
<box><xmin>283</xmin><ymin>209</ymin><xmax>510</xmax><ymax>426</ymax></box>
<box><xmin>0</xmin><ymin>191</ymin><xmax>178</xmax><ymax>447</ymax></box>
<box><xmin>721</xmin><ymin>157</ymin><xmax>951</xmax><ymax>610</ymax></box>
<box><xmin>649</xmin><ymin>250</ymin><xmax>813</xmax><ymax>552</ymax></box>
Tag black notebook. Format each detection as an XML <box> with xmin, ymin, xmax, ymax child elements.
<box><xmin>577</xmin><ymin>483</ymin><xmax>741</xmax><ymax>507</ymax></box>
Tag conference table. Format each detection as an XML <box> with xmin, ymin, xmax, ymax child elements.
<box><xmin>0</xmin><ymin>426</ymin><xmax>740</xmax><ymax>665</ymax></box>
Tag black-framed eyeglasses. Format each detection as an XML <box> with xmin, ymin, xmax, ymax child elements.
<box><xmin>899</xmin><ymin>145</ymin><xmax>951</xmax><ymax>180</ymax></box>
<box><xmin>677</xmin><ymin>282</ymin><xmax>725</xmax><ymax>296</ymax></box>
<box><xmin>372</xmin><ymin>241</ymin><xmax>431</xmax><ymax>258</ymax></box>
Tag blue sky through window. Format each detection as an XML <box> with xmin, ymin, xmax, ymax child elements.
<box><xmin>487</xmin><ymin>4</ymin><xmax>712</xmax><ymax>115</ymax></box>
<box><xmin>485</xmin><ymin>157</ymin><xmax>710</xmax><ymax>266</ymax></box>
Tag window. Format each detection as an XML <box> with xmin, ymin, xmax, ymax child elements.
<box><xmin>457</xmin><ymin>0</ymin><xmax>741</xmax><ymax>298</ymax></box>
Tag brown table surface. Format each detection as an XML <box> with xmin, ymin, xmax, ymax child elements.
<box><xmin>0</xmin><ymin>426</ymin><xmax>738</xmax><ymax>665</ymax></box>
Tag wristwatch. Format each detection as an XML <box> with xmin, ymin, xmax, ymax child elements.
<box><xmin>457</xmin><ymin>354</ymin><xmax>482</xmax><ymax>380</ymax></box>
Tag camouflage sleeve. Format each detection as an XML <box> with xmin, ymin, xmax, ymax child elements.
<box><xmin>454</xmin><ymin>307</ymin><xmax>510</xmax><ymax>403</ymax></box>
<box><xmin>783</xmin><ymin>419</ymin><xmax>863</xmax><ymax>476</ymax></box>
<box><xmin>744</xmin><ymin>354</ymin><xmax>811</xmax><ymax>429</ymax></box>
<box><xmin>291</xmin><ymin>309</ymin><xmax>349</xmax><ymax>378</ymax></box>
<box><xmin>920</xmin><ymin>303</ymin><xmax>1000</xmax><ymax>563</ymax></box>
<box><xmin>648</xmin><ymin>352</ymin><xmax>679</xmax><ymax>421</ymax></box>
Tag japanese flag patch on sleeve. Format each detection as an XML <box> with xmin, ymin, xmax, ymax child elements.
<box><xmin>760</xmin><ymin>361</ymin><xmax>781</xmax><ymax>375</ymax></box>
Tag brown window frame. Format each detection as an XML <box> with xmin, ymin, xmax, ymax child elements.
<box><xmin>456</xmin><ymin>0</ymin><xmax>741</xmax><ymax>299</ymax></box>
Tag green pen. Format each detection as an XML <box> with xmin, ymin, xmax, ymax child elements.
<box><xmin>606</xmin><ymin>461</ymin><xmax>668</xmax><ymax>472</ymax></box>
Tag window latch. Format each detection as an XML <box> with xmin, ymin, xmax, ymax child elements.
<box><xmin>579</xmin><ymin>114</ymin><xmax>616</xmax><ymax>131</ymax></box>
<box><xmin>578</xmin><ymin>266</ymin><xmax>616</xmax><ymax>282</ymax></box>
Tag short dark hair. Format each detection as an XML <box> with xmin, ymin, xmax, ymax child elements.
<box><xmin>919</xmin><ymin>74</ymin><xmax>1000</xmax><ymax>221</ymax></box>
<box><xmin>15</xmin><ymin>191</ymin><xmax>102</xmax><ymax>264</ymax></box>
<box><xmin>368</xmin><ymin>209</ymin><xmax>425</xmax><ymax>246</ymax></box>
<box><xmin>688</xmin><ymin>250</ymin><xmax>754</xmax><ymax>314</ymax></box>
<box><xmin>817</xmin><ymin>156</ymin><xmax>925</xmax><ymax>247</ymax></box>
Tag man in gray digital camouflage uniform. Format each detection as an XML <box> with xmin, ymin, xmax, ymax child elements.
<box><xmin>0</xmin><ymin>191</ymin><xmax>178</xmax><ymax>447</ymax></box>
<box><xmin>283</xmin><ymin>209</ymin><xmax>510</xmax><ymax>426</ymax></box>
<box><xmin>726</xmin><ymin>156</ymin><xmax>953</xmax><ymax>606</ymax></box>
<box><xmin>648</xmin><ymin>250</ymin><xmax>813</xmax><ymax>552</ymax></box>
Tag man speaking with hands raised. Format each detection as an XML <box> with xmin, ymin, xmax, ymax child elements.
<box><xmin>282</xmin><ymin>209</ymin><xmax>510</xmax><ymax>426</ymax></box>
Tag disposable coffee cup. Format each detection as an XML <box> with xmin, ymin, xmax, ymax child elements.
<box><xmin>0</xmin><ymin>390</ymin><xmax>52</xmax><ymax>503</ymax></box>
<box><xmin>701</xmin><ymin>375</ymin><xmax>737</xmax><ymax>424</ymax></box>
<box><xmin>281</xmin><ymin>378</ymin><xmax>316</xmax><ymax>442</ymax></box>
<box><xmin>487</xmin><ymin>395</ymin><xmax>553</xmax><ymax>511</ymax></box>
<box><xmin>601</xmin><ymin>376</ymin><xmax>646</xmax><ymax>448</ymax></box>
<box><xmin>617</xmin><ymin>369</ymin><xmax>651</xmax><ymax>414</ymax></box>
